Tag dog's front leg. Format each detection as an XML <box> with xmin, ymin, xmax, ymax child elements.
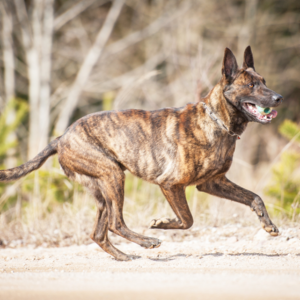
<box><xmin>150</xmin><ymin>184</ymin><xmax>193</xmax><ymax>230</ymax></box>
<box><xmin>196</xmin><ymin>176</ymin><xmax>279</xmax><ymax>236</ymax></box>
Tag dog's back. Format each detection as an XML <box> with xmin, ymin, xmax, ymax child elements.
<box><xmin>58</xmin><ymin>107</ymin><xmax>184</xmax><ymax>184</ymax></box>
<box><xmin>57</xmin><ymin>102</ymin><xmax>231</xmax><ymax>186</ymax></box>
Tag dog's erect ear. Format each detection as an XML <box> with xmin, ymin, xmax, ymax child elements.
<box><xmin>222</xmin><ymin>48</ymin><xmax>238</xmax><ymax>82</ymax></box>
<box><xmin>243</xmin><ymin>45</ymin><xmax>255</xmax><ymax>70</ymax></box>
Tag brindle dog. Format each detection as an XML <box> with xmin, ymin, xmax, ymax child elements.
<box><xmin>0</xmin><ymin>46</ymin><xmax>283</xmax><ymax>261</ymax></box>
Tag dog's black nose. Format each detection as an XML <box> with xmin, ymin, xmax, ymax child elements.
<box><xmin>272</xmin><ymin>94</ymin><xmax>283</xmax><ymax>103</ymax></box>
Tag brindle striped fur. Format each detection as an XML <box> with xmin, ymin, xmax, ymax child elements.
<box><xmin>0</xmin><ymin>46</ymin><xmax>283</xmax><ymax>260</ymax></box>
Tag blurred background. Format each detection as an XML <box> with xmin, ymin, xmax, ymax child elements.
<box><xmin>0</xmin><ymin>0</ymin><xmax>300</xmax><ymax>248</ymax></box>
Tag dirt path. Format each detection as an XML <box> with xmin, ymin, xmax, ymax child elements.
<box><xmin>1</xmin><ymin>226</ymin><xmax>300</xmax><ymax>300</ymax></box>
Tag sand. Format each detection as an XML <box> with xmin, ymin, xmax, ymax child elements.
<box><xmin>1</xmin><ymin>225</ymin><xmax>300</xmax><ymax>300</ymax></box>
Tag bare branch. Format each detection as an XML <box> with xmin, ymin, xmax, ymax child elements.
<box><xmin>54</xmin><ymin>0</ymin><xmax>108</xmax><ymax>31</ymax></box>
<box><xmin>105</xmin><ymin>2</ymin><xmax>191</xmax><ymax>56</ymax></box>
<box><xmin>84</xmin><ymin>52</ymin><xmax>166</xmax><ymax>94</ymax></box>
<box><xmin>55</xmin><ymin>0</ymin><xmax>125</xmax><ymax>134</ymax></box>
<box><xmin>13</xmin><ymin>0</ymin><xmax>32</xmax><ymax>51</ymax></box>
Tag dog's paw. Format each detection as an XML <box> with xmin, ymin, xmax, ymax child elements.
<box><xmin>141</xmin><ymin>238</ymin><xmax>162</xmax><ymax>249</ymax></box>
<box><xmin>150</xmin><ymin>218</ymin><xmax>171</xmax><ymax>228</ymax></box>
<box><xmin>149</xmin><ymin>217</ymin><xmax>181</xmax><ymax>229</ymax></box>
<box><xmin>261</xmin><ymin>222</ymin><xmax>279</xmax><ymax>236</ymax></box>
<box><xmin>251</xmin><ymin>197</ymin><xmax>279</xmax><ymax>237</ymax></box>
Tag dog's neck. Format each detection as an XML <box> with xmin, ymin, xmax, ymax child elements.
<box><xmin>200</xmin><ymin>82</ymin><xmax>248</xmax><ymax>136</ymax></box>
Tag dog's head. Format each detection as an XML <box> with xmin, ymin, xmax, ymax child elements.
<box><xmin>221</xmin><ymin>46</ymin><xmax>283</xmax><ymax>124</ymax></box>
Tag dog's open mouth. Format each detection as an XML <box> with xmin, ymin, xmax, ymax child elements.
<box><xmin>242</xmin><ymin>103</ymin><xmax>277</xmax><ymax>123</ymax></box>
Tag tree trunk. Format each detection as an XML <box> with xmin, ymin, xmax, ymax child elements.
<box><xmin>39</xmin><ymin>0</ymin><xmax>54</xmax><ymax>151</ymax></box>
<box><xmin>14</xmin><ymin>0</ymin><xmax>55</xmax><ymax>158</ymax></box>
<box><xmin>1</xmin><ymin>1</ymin><xmax>16</xmax><ymax>168</ymax></box>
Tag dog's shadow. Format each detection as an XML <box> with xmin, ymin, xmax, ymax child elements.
<box><xmin>146</xmin><ymin>252</ymin><xmax>298</xmax><ymax>261</ymax></box>
<box><xmin>147</xmin><ymin>253</ymin><xmax>193</xmax><ymax>261</ymax></box>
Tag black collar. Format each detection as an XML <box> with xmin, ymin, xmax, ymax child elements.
<box><xmin>201</xmin><ymin>102</ymin><xmax>240</xmax><ymax>139</ymax></box>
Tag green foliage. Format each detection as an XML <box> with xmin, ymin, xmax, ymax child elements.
<box><xmin>265</xmin><ymin>120</ymin><xmax>300</xmax><ymax>219</ymax></box>
<box><xmin>102</xmin><ymin>91</ymin><xmax>115</xmax><ymax>111</ymax></box>
<box><xmin>279</xmin><ymin>120</ymin><xmax>300</xmax><ymax>143</ymax></box>
<box><xmin>0</xmin><ymin>100</ymin><xmax>78</xmax><ymax>214</ymax></box>
<box><xmin>0</xmin><ymin>98</ymin><xmax>28</xmax><ymax>212</ymax></box>
<box><xmin>22</xmin><ymin>168</ymin><xmax>75</xmax><ymax>204</ymax></box>
<box><xmin>0</xmin><ymin>98</ymin><xmax>28</xmax><ymax>160</ymax></box>
<box><xmin>0</xmin><ymin>157</ymin><xmax>79</xmax><ymax>215</ymax></box>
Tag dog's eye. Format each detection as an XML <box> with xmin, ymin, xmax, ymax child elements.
<box><xmin>248</xmin><ymin>83</ymin><xmax>254</xmax><ymax>88</ymax></box>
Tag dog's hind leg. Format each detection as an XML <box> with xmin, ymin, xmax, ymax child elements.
<box><xmin>57</xmin><ymin>139</ymin><xmax>160</xmax><ymax>251</ymax></box>
<box><xmin>60</xmin><ymin>162</ymin><xmax>138</xmax><ymax>260</ymax></box>
<box><xmin>196</xmin><ymin>175</ymin><xmax>279</xmax><ymax>236</ymax></box>
<box><xmin>150</xmin><ymin>185</ymin><xmax>194</xmax><ymax>230</ymax></box>
<box><xmin>90</xmin><ymin>189</ymin><xmax>139</xmax><ymax>261</ymax></box>
<box><xmin>98</xmin><ymin>170</ymin><xmax>161</xmax><ymax>249</ymax></box>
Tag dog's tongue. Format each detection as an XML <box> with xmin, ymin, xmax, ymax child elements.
<box><xmin>267</xmin><ymin>110</ymin><xmax>277</xmax><ymax>118</ymax></box>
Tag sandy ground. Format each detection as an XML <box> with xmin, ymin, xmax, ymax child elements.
<box><xmin>1</xmin><ymin>226</ymin><xmax>300</xmax><ymax>300</ymax></box>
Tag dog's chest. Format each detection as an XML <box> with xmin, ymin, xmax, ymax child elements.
<box><xmin>178</xmin><ymin>137</ymin><xmax>236</xmax><ymax>186</ymax></box>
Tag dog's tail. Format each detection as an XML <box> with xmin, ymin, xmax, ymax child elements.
<box><xmin>0</xmin><ymin>137</ymin><xmax>60</xmax><ymax>182</ymax></box>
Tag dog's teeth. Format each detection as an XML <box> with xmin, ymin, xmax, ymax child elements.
<box><xmin>245</xmin><ymin>103</ymin><xmax>272</xmax><ymax>121</ymax></box>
